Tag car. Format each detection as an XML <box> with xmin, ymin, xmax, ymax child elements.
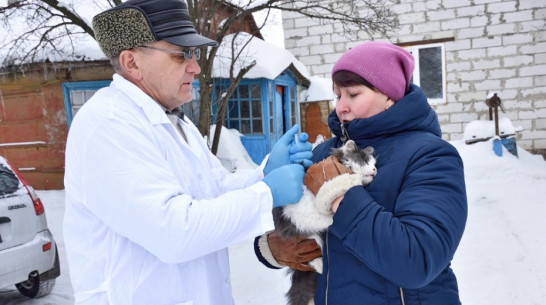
<box><xmin>0</xmin><ymin>155</ymin><xmax>60</xmax><ymax>298</ymax></box>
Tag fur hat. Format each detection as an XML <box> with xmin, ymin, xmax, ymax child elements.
<box><xmin>331</xmin><ymin>41</ymin><xmax>415</xmax><ymax>101</ymax></box>
<box><xmin>92</xmin><ymin>0</ymin><xmax>219</xmax><ymax>58</ymax></box>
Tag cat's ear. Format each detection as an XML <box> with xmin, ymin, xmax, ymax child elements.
<box><xmin>363</xmin><ymin>146</ymin><xmax>374</xmax><ymax>155</ymax></box>
<box><xmin>345</xmin><ymin>140</ymin><xmax>357</xmax><ymax>151</ymax></box>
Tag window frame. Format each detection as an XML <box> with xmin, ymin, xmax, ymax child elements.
<box><xmin>404</xmin><ymin>42</ymin><xmax>447</xmax><ymax>105</ymax></box>
<box><xmin>214</xmin><ymin>80</ymin><xmax>265</xmax><ymax>135</ymax></box>
<box><xmin>182</xmin><ymin>79</ymin><xmax>201</xmax><ymax>124</ymax></box>
<box><xmin>62</xmin><ymin>80</ymin><xmax>111</xmax><ymax>127</ymax></box>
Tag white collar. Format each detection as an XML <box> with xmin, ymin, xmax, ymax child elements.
<box><xmin>111</xmin><ymin>73</ymin><xmax>170</xmax><ymax>125</ymax></box>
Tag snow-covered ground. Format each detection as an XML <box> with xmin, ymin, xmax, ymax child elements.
<box><xmin>1</xmin><ymin>137</ymin><xmax>546</xmax><ymax>304</ymax></box>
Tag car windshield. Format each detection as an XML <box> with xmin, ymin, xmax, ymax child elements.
<box><xmin>0</xmin><ymin>163</ymin><xmax>19</xmax><ymax>196</ymax></box>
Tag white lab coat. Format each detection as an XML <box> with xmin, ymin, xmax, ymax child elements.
<box><xmin>64</xmin><ymin>74</ymin><xmax>274</xmax><ymax>305</ymax></box>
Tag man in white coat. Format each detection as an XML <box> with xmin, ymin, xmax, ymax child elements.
<box><xmin>63</xmin><ymin>0</ymin><xmax>319</xmax><ymax>304</ymax></box>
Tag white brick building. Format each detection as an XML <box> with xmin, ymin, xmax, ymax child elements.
<box><xmin>282</xmin><ymin>0</ymin><xmax>546</xmax><ymax>155</ymax></box>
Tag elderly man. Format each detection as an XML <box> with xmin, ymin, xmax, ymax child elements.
<box><xmin>63</xmin><ymin>0</ymin><xmax>317</xmax><ymax>304</ymax></box>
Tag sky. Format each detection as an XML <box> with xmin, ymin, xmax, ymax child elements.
<box><xmin>1</xmin><ymin>123</ymin><xmax>546</xmax><ymax>304</ymax></box>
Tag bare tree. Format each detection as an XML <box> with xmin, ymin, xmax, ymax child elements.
<box><xmin>1</xmin><ymin>0</ymin><xmax>398</xmax><ymax>154</ymax></box>
<box><xmin>0</xmin><ymin>0</ymin><xmax>120</xmax><ymax>65</ymax></box>
<box><xmin>188</xmin><ymin>0</ymin><xmax>398</xmax><ymax>154</ymax></box>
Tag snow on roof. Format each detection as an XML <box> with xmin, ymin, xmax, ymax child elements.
<box><xmin>212</xmin><ymin>32</ymin><xmax>309</xmax><ymax>81</ymax></box>
<box><xmin>224</xmin><ymin>0</ymin><xmax>268</xmax><ymax>10</ymax></box>
<box><xmin>303</xmin><ymin>76</ymin><xmax>336</xmax><ymax>102</ymax></box>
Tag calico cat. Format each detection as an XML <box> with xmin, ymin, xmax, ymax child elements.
<box><xmin>272</xmin><ymin>140</ymin><xmax>377</xmax><ymax>305</ymax></box>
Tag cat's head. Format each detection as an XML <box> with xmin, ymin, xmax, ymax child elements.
<box><xmin>331</xmin><ymin>140</ymin><xmax>377</xmax><ymax>185</ymax></box>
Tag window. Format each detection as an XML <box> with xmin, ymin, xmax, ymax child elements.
<box><xmin>62</xmin><ymin>81</ymin><xmax>111</xmax><ymax>127</ymax></box>
<box><xmin>269</xmin><ymin>92</ymin><xmax>274</xmax><ymax>134</ymax></box>
<box><xmin>0</xmin><ymin>163</ymin><xmax>19</xmax><ymax>196</ymax></box>
<box><xmin>404</xmin><ymin>43</ymin><xmax>446</xmax><ymax>105</ymax></box>
<box><xmin>182</xmin><ymin>80</ymin><xmax>201</xmax><ymax>124</ymax></box>
<box><xmin>219</xmin><ymin>82</ymin><xmax>263</xmax><ymax>134</ymax></box>
<box><xmin>289</xmin><ymin>86</ymin><xmax>297</xmax><ymax>126</ymax></box>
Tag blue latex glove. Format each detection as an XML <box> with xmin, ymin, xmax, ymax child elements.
<box><xmin>290</xmin><ymin>132</ymin><xmax>313</xmax><ymax>168</ymax></box>
<box><xmin>263</xmin><ymin>164</ymin><xmax>305</xmax><ymax>208</ymax></box>
<box><xmin>264</xmin><ymin>125</ymin><xmax>313</xmax><ymax>174</ymax></box>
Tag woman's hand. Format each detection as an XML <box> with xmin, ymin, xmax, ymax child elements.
<box><xmin>304</xmin><ymin>156</ymin><xmax>352</xmax><ymax>195</ymax></box>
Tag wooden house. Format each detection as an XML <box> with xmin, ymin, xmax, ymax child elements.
<box><xmin>0</xmin><ymin>5</ymin><xmax>309</xmax><ymax>189</ymax></box>
<box><xmin>0</xmin><ymin>61</ymin><xmax>113</xmax><ymax>189</ymax></box>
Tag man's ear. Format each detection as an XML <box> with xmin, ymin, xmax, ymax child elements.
<box><xmin>118</xmin><ymin>49</ymin><xmax>143</xmax><ymax>80</ymax></box>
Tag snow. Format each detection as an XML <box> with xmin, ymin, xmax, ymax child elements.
<box><xmin>449</xmin><ymin>138</ymin><xmax>546</xmax><ymax>304</ymax></box>
<box><xmin>209</xmin><ymin>125</ymin><xmax>258</xmax><ymax>172</ymax></box>
<box><xmin>487</xmin><ymin>91</ymin><xmax>499</xmax><ymax>99</ymax></box>
<box><xmin>1</xmin><ymin>2</ymin><xmax>545</xmax><ymax>303</ymax></box>
<box><xmin>1</xmin><ymin>126</ymin><xmax>546</xmax><ymax>304</ymax></box>
<box><xmin>463</xmin><ymin>117</ymin><xmax>523</xmax><ymax>142</ymax></box>
<box><xmin>211</xmin><ymin>32</ymin><xmax>309</xmax><ymax>80</ymax></box>
<box><xmin>302</xmin><ymin>76</ymin><xmax>336</xmax><ymax>103</ymax></box>
<box><xmin>0</xmin><ymin>141</ymin><xmax>47</xmax><ymax>147</ymax></box>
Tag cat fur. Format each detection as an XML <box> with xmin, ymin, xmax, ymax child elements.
<box><xmin>272</xmin><ymin>140</ymin><xmax>377</xmax><ymax>305</ymax></box>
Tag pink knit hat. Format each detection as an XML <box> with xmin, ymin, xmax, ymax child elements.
<box><xmin>332</xmin><ymin>41</ymin><xmax>415</xmax><ymax>101</ymax></box>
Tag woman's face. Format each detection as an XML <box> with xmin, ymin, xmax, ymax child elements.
<box><xmin>334</xmin><ymin>84</ymin><xmax>392</xmax><ymax>122</ymax></box>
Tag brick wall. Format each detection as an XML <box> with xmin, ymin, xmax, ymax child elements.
<box><xmin>282</xmin><ymin>0</ymin><xmax>546</xmax><ymax>154</ymax></box>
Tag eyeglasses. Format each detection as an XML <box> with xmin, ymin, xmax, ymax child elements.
<box><xmin>137</xmin><ymin>45</ymin><xmax>201</xmax><ymax>60</ymax></box>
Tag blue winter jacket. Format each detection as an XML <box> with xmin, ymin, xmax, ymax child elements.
<box><xmin>312</xmin><ymin>84</ymin><xmax>467</xmax><ymax>305</ymax></box>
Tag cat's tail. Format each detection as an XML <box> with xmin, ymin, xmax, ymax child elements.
<box><xmin>286</xmin><ymin>269</ymin><xmax>318</xmax><ymax>305</ymax></box>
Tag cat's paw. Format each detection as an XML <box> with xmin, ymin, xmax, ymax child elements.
<box><xmin>309</xmin><ymin>257</ymin><xmax>323</xmax><ymax>274</ymax></box>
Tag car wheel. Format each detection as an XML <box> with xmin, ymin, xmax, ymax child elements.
<box><xmin>15</xmin><ymin>271</ymin><xmax>56</xmax><ymax>298</ymax></box>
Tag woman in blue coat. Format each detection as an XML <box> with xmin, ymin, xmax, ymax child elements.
<box><xmin>256</xmin><ymin>41</ymin><xmax>468</xmax><ymax>304</ymax></box>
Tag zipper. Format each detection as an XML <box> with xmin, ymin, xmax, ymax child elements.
<box><xmin>325</xmin><ymin>230</ymin><xmax>330</xmax><ymax>305</ymax></box>
<box><xmin>399</xmin><ymin>287</ymin><xmax>406</xmax><ymax>305</ymax></box>
<box><xmin>339</xmin><ymin>123</ymin><xmax>349</xmax><ymax>143</ymax></box>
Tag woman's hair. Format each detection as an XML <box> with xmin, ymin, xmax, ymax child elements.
<box><xmin>333</xmin><ymin>70</ymin><xmax>375</xmax><ymax>89</ymax></box>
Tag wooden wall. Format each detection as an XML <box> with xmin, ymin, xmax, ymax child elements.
<box><xmin>300</xmin><ymin>101</ymin><xmax>332</xmax><ymax>144</ymax></box>
<box><xmin>0</xmin><ymin>61</ymin><xmax>113</xmax><ymax>189</ymax></box>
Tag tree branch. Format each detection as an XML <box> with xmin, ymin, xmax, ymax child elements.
<box><xmin>41</xmin><ymin>0</ymin><xmax>95</xmax><ymax>37</ymax></box>
<box><xmin>1</xmin><ymin>0</ymin><xmax>399</xmax><ymax>154</ymax></box>
<box><xmin>211</xmin><ymin>59</ymin><xmax>257</xmax><ymax>155</ymax></box>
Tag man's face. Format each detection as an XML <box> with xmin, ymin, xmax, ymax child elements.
<box><xmin>135</xmin><ymin>40</ymin><xmax>202</xmax><ymax>111</ymax></box>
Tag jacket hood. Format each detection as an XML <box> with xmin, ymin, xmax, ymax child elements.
<box><xmin>328</xmin><ymin>84</ymin><xmax>441</xmax><ymax>141</ymax></box>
